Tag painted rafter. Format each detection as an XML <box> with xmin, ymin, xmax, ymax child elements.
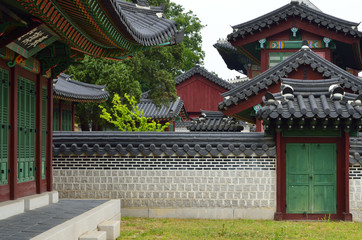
<box><xmin>16</xmin><ymin>0</ymin><xmax>162</xmax><ymax>59</ymax></box>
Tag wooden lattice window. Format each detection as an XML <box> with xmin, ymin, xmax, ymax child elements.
<box><xmin>17</xmin><ymin>76</ymin><xmax>36</xmax><ymax>183</ymax></box>
<box><xmin>0</xmin><ymin>68</ymin><xmax>9</xmax><ymax>185</ymax></box>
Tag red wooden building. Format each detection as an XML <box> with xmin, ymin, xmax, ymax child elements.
<box><xmin>0</xmin><ymin>0</ymin><xmax>182</xmax><ymax>202</ymax></box>
<box><xmin>176</xmin><ymin>65</ymin><xmax>235</xmax><ymax>118</ymax></box>
<box><xmin>216</xmin><ymin>0</ymin><xmax>362</xmax><ymax>131</ymax></box>
<box><xmin>216</xmin><ymin>0</ymin><xmax>362</xmax><ymax>220</ymax></box>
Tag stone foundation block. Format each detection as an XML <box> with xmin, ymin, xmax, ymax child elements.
<box><xmin>79</xmin><ymin>231</ymin><xmax>106</xmax><ymax>240</ymax></box>
<box><xmin>23</xmin><ymin>192</ymin><xmax>50</xmax><ymax>211</ymax></box>
<box><xmin>48</xmin><ymin>191</ymin><xmax>59</xmax><ymax>204</ymax></box>
<box><xmin>0</xmin><ymin>199</ymin><xmax>25</xmax><ymax>220</ymax></box>
<box><xmin>98</xmin><ymin>220</ymin><xmax>120</xmax><ymax>240</ymax></box>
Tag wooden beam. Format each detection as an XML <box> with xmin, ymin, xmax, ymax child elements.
<box><xmin>46</xmin><ymin>79</ymin><xmax>53</xmax><ymax>191</ymax></box>
<box><xmin>9</xmin><ymin>66</ymin><xmax>18</xmax><ymax>199</ymax></box>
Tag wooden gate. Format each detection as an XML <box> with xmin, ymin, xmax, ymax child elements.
<box><xmin>286</xmin><ymin>143</ymin><xmax>336</xmax><ymax>214</ymax></box>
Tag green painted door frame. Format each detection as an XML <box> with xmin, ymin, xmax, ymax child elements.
<box><xmin>286</xmin><ymin>143</ymin><xmax>336</xmax><ymax>214</ymax></box>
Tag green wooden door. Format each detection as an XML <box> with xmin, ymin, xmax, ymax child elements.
<box><xmin>61</xmin><ymin>108</ymin><xmax>72</xmax><ymax>131</ymax></box>
<box><xmin>17</xmin><ymin>76</ymin><xmax>36</xmax><ymax>183</ymax></box>
<box><xmin>286</xmin><ymin>143</ymin><xmax>336</xmax><ymax>214</ymax></box>
<box><xmin>53</xmin><ymin>108</ymin><xmax>59</xmax><ymax>131</ymax></box>
<box><xmin>0</xmin><ymin>68</ymin><xmax>9</xmax><ymax>185</ymax></box>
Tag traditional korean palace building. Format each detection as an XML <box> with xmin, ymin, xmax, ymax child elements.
<box><xmin>176</xmin><ymin>64</ymin><xmax>235</xmax><ymax>118</ymax></box>
<box><xmin>0</xmin><ymin>0</ymin><xmax>182</xmax><ymax>202</ymax></box>
<box><xmin>53</xmin><ymin>73</ymin><xmax>109</xmax><ymax>131</ymax></box>
<box><xmin>215</xmin><ymin>0</ymin><xmax>362</xmax><ymax>220</ymax></box>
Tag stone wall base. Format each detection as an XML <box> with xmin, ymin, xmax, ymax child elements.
<box><xmin>121</xmin><ymin>207</ymin><xmax>275</xmax><ymax>220</ymax></box>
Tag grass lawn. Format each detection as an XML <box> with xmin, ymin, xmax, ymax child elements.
<box><xmin>118</xmin><ymin>217</ymin><xmax>362</xmax><ymax>239</ymax></box>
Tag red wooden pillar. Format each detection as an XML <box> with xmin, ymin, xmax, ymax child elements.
<box><xmin>342</xmin><ymin>131</ymin><xmax>352</xmax><ymax>220</ymax></box>
<box><xmin>274</xmin><ymin>131</ymin><xmax>283</xmax><ymax>220</ymax></box>
<box><xmin>46</xmin><ymin>79</ymin><xmax>53</xmax><ymax>191</ymax></box>
<box><xmin>71</xmin><ymin>102</ymin><xmax>75</xmax><ymax>131</ymax></box>
<box><xmin>35</xmin><ymin>74</ymin><xmax>42</xmax><ymax>194</ymax></box>
<box><xmin>9</xmin><ymin>66</ymin><xmax>18</xmax><ymax>200</ymax></box>
<box><xmin>256</xmin><ymin>119</ymin><xmax>263</xmax><ymax>132</ymax></box>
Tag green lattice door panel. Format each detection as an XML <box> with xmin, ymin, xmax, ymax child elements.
<box><xmin>42</xmin><ymin>86</ymin><xmax>47</xmax><ymax>179</ymax></box>
<box><xmin>17</xmin><ymin>77</ymin><xmax>36</xmax><ymax>183</ymax></box>
<box><xmin>62</xmin><ymin>108</ymin><xmax>72</xmax><ymax>131</ymax></box>
<box><xmin>269</xmin><ymin>52</ymin><xmax>294</xmax><ymax>68</ymax></box>
<box><xmin>0</xmin><ymin>68</ymin><xmax>9</xmax><ymax>185</ymax></box>
<box><xmin>53</xmin><ymin>108</ymin><xmax>59</xmax><ymax>131</ymax></box>
<box><xmin>286</xmin><ymin>143</ymin><xmax>336</xmax><ymax>214</ymax></box>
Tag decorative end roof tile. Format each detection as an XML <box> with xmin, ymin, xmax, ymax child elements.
<box><xmin>219</xmin><ymin>47</ymin><xmax>362</xmax><ymax>110</ymax></box>
<box><xmin>53</xmin><ymin>131</ymin><xmax>276</xmax><ymax>158</ymax></box>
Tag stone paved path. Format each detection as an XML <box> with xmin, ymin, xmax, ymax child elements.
<box><xmin>0</xmin><ymin>199</ymin><xmax>106</xmax><ymax>240</ymax></box>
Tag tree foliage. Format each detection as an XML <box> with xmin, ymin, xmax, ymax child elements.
<box><xmin>67</xmin><ymin>0</ymin><xmax>204</xmax><ymax>129</ymax></box>
<box><xmin>123</xmin><ymin>0</ymin><xmax>205</xmax><ymax>105</ymax></box>
<box><xmin>99</xmin><ymin>93</ymin><xmax>169</xmax><ymax>131</ymax></box>
<box><xmin>66</xmin><ymin>56</ymin><xmax>141</xmax><ymax>131</ymax></box>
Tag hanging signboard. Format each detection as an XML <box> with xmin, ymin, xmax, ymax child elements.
<box><xmin>6</xmin><ymin>25</ymin><xmax>59</xmax><ymax>58</ymax></box>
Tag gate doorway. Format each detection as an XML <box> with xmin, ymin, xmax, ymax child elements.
<box><xmin>286</xmin><ymin>143</ymin><xmax>336</xmax><ymax>214</ymax></box>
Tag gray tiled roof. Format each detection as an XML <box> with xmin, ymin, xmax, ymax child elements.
<box><xmin>137</xmin><ymin>97</ymin><xmax>184</xmax><ymax>120</ymax></box>
<box><xmin>228</xmin><ymin>1</ymin><xmax>361</xmax><ymax>42</ymax></box>
<box><xmin>350</xmin><ymin>133</ymin><xmax>362</xmax><ymax>165</ymax></box>
<box><xmin>219</xmin><ymin>47</ymin><xmax>362</xmax><ymax>110</ymax></box>
<box><xmin>188</xmin><ymin>111</ymin><xmax>247</xmax><ymax>132</ymax></box>
<box><xmin>257</xmin><ymin>78</ymin><xmax>362</xmax><ymax>120</ymax></box>
<box><xmin>52</xmin><ymin>131</ymin><xmax>276</xmax><ymax>157</ymax></box>
<box><xmin>53</xmin><ymin>73</ymin><xmax>109</xmax><ymax>102</ymax></box>
<box><xmin>213</xmin><ymin>40</ymin><xmax>249</xmax><ymax>73</ymax></box>
<box><xmin>106</xmin><ymin>0</ymin><xmax>183</xmax><ymax>46</ymax></box>
<box><xmin>176</xmin><ymin>65</ymin><xmax>235</xmax><ymax>90</ymax></box>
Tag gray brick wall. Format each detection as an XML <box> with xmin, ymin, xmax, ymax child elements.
<box><xmin>350</xmin><ymin>165</ymin><xmax>362</xmax><ymax>222</ymax></box>
<box><xmin>53</xmin><ymin>154</ymin><xmax>276</xmax><ymax>219</ymax></box>
<box><xmin>53</xmin><ymin>169</ymin><xmax>276</xmax><ymax>210</ymax></box>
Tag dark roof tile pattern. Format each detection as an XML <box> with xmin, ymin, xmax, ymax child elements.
<box><xmin>350</xmin><ymin>133</ymin><xmax>362</xmax><ymax>165</ymax></box>
<box><xmin>257</xmin><ymin>78</ymin><xmax>362</xmax><ymax>120</ymax></box>
<box><xmin>188</xmin><ymin>111</ymin><xmax>247</xmax><ymax>132</ymax></box>
<box><xmin>213</xmin><ymin>40</ymin><xmax>249</xmax><ymax>73</ymax></box>
<box><xmin>53</xmin><ymin>73</ymin><xmax>109</xmax><ymax>102</ymax></box>
<box><xmin>107</xmin><ymin>0</ymin><xmax>182</xmax><ymax>46</ymax></box>
<box><xmin>228</xmin><ymin>1</ymin><xmax>361</xmax><ymax>41</ymax></box>
<box><xmin>137</xmin><ymin>97</ymin><xmax>184</xmax><ymax>120</ymax></box>
<box><xmin>53</xmin><ymin>132</ymin><xmax>276</xmax><ymax>157</ymax></box>
<box><xmin>176</xmin><ymin>65</ymin><xmax>235</xmax><ymax>90</ymax></box>
<box><xmin>219</xmin><ymin>47</ymin><xmax>362</xmax><ymax>110</ymax></box>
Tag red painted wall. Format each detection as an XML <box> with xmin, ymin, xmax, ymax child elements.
<box><xmin>177</xmin><ymin>74</ymin><xmax>229</xmax><ymax>118</ymax></box>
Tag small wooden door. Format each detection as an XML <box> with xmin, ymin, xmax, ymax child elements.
<box><xmin>286</xmin><ymin>143</ymin><xmax>336</xmax><ymax>214</ymax></box>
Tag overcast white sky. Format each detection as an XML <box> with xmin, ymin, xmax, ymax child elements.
<box><xmin>172</xmin><ymin>0</ymin><xmax>362</xmax><ymax>80</ymax></box>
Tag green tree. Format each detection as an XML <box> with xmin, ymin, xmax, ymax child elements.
<box><xmin>124</xmin><ymin>0</ymin><xmax>205</xmax><ymax>105</ymax></box>
<box><xmin>66</xmin><ymin>56</ymin><xmax>141</xmax><ymax>131</ymax></box>
<box><xmin>99</xmin><ymin>93</ymin><xmax>169</xmax><ymax>131</ymax></box>
<box><xmin>67</xmin><ymin>1</ymin><xmax>204</xmax><ymax>129</ymax></box>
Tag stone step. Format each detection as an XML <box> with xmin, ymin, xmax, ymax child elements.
<box><xmin>79</xmin><ymin>230</ymin><xmax>106</xmax><ymax>240</ymax></box>
<box><xmin>97</xmin><ymin>220</ymin><xmax>120</xmax><ymax>240</ymax></box>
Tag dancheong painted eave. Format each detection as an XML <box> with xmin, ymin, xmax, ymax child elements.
<box><xmin>15</xmin><ymin>0</ymin><xmax>183</xmax><ymax>59</ymax></box>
